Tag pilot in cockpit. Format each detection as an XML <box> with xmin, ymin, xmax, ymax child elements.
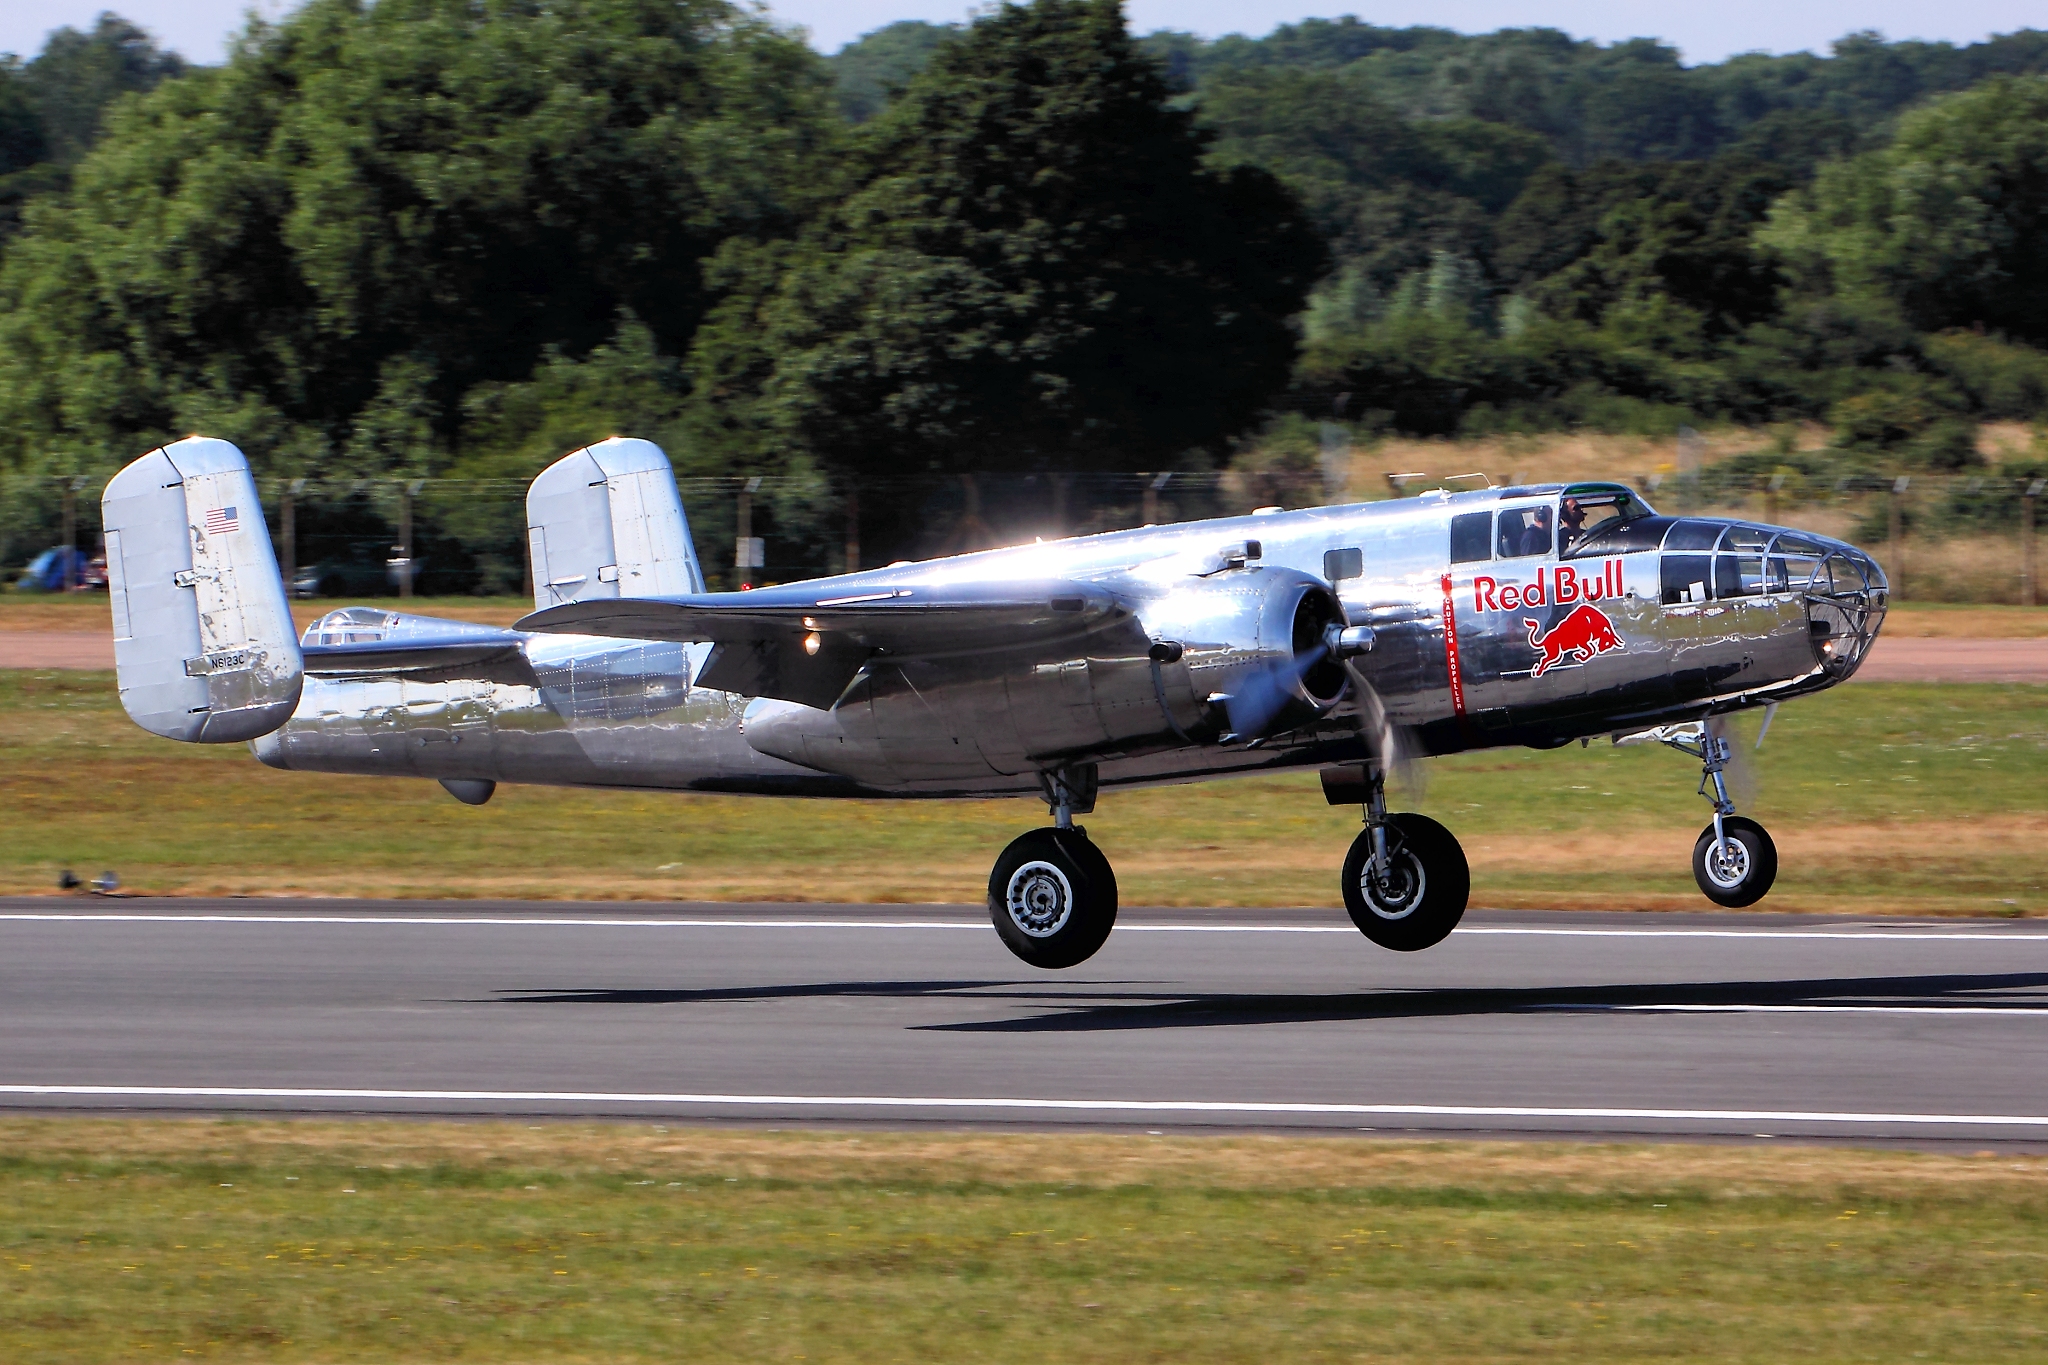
<box><xmin>1558</xmin><ymin>496</ymin><xmax>1586</xmax><ymax>550</ymax></box>
<box><xmin>1521</xmin><ymin>505</ymin><xmax>1553</xmax><ymax>557</ymax></box>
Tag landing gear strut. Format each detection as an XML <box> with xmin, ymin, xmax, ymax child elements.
<box><xmin>1336</xmin><ymin>766</ymin><xmax>1469</xmax><ymax>951</ymax></box>
<box><xmin>1660</xmin><ymin>724</ymin><xmax>1778</xmax><ymax>907</ymax></box>
<box><xmin>988</xmin><ymin>765</ymin><xmax>1117</xmax><ymax>969</ymax></box>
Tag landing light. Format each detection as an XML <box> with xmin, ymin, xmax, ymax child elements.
<box><xmin>803</xmin><ymin>631</ymin><xmax>822</xmax><ymax>656</ymax></box>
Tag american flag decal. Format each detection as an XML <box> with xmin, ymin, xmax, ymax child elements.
<box><xmin>203</xmin><ymin>505</ymin><xmax>239</xmax><ymax>536</ymax></box>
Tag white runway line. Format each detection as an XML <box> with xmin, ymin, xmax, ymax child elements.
<box><xmin>0</xmin><ymin>1084</ymin><xmax>2046</xmax><ymax>1128</ymax></box>
<box><xmin>1533</xmin><ymin>1004</ymin><xmax>2048</xmax><ymax>1016</ymax></box>
<box><xmin>1</xmin><ymin>913</ymin><xmax>2045</xmax><ymax>942</ymax></box>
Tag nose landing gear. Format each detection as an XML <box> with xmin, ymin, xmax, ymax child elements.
<box><xmin>1657</xmin><ymin>723</ymin><xmax>1778</xmax><ymax>906</ymax></box>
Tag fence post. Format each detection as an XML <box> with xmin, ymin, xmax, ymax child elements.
<box><xmin>281</xmin><ymin>477</ymin><xmax>305</xmax><ymax>594</ymax></box>
<box><xmin>2025</xmin><ymin>479</ymin><xmax>2043</xmax><ymax>609</ymax></box>
<box><xmin>59</xmin><ymin>476</ymin><xmax>78</xmax><ymax>591</ymax></box>
<box><xmin>397</xmin><ymin>479</ymin><xmax>423</xmax><ymax>599</ymax></box>
<box><xmin>1142</xmin><ymin>471</ymin><xmax>1170</xmax><ymax>526</ymax></box>
<box><xmin>734</xmin><ymin>476</ymin><xmax>762</xmax><ymax>588</ymax></box>
<box><xmin>1889</xmin><ymin>476</ymin><xmax>1909</xmax><ymax>601</ymax></box>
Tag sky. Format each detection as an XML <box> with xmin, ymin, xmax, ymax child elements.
<box><xmin>2</xmin><ymin>1</ymin><xmax>2044</xmax><ymax>66</ymax></box>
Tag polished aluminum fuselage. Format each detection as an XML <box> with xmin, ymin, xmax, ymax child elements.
<box><xmin>254</xmin><ymin>487</ymin><xmax>1884</xmax><ymax>798</ymax></box>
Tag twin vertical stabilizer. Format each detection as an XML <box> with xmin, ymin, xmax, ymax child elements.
<box><xmin>526</xmin><ymin>437</ymin><xmax>703</xmax><ymax>610</ymax></box>
<box><xmin>100</xmin><ymin>437</ymin><xmax>303</xmax><ymax>742</ymax></box>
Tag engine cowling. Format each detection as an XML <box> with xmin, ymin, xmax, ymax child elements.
<box><xmin>1132</xmin><ymin>565</ymin><xmax>1350</xmax><ymax>742</ymax></box>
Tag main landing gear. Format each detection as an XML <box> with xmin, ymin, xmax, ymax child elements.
<box><xmin>988</xmin><ymin>766</ymin><xmax>1118</xmax><ymax>969</ymax></box>
<box><xmin>1659</xmin><ymin>723</ymin><xmax>1778</xmax><ymax>907</ymax></box>
<box><xmin>1336</xmin><ymin>765</ymin><xmax>1469</xmax><ymax>951</ymax></box>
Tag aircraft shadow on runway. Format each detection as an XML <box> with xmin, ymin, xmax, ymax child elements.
<box><xmin>480</xmin><ymin>979</ymin><xmax>1015</xmax><ymax>1006</ymax></box>
<box><xmin>483</xmin><ymin>971</ymin><xmax>2048</xmax><ymax>1032</ymax></box>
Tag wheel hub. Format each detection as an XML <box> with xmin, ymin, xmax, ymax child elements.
<box><xmin>1702</xmin><ymin>836</ymin><xmax>1751</xmax><ymax>889</ymax></box>
<box><xmin>1362</xmin><ymin>850</ymin><xmax>1426</xmax><ymax>921</ymax></box>
<box><xmin>1005</xmin><ymin>860</ymin><xmax>1075</xmax><ymax>938</ymax></box>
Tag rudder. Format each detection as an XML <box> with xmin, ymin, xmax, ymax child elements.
<box><xmin>526</xmin><ymin>437</ymin><xmax>703</xmax><ymax>610</ymax></box>
<box><xmin>101</xmin><ymin>437</ymin><xmax>303</xmax><ymax>743</ymax></box>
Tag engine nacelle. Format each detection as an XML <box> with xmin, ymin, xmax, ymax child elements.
<box><xmin>741</xmin><ymin>565</ymin><xmax>1351</xmax><ymax>786</ymax></box>
<box><xmin>1132</xmin><ymin>565</ymin><xmax>1350</xmax><ymax>742</ymax></box>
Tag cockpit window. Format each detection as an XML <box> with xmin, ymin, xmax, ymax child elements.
<box><xmin>1664</xmin><ymin>519</ymin><xmax>1724</xmax><ymax>551</ymax></box>
<box><xmin>1720</xmin><ymin>524</ymin><xmax>1771</xmax><ymax>552</ymax></box>
<box><xmin>1562</xmin><ymin>514</ymin><xmax>1675</xmax><ymax>558</ymax></box>
<box><xmin>1497</xmin><ymin>505</ymin><xmax>1552</xmax><ymax>558</ymax></box>
<box><xmin>1559</xmin><ymin>486</ymin><xmax>1652</xmax><ymax>553</ymax></box>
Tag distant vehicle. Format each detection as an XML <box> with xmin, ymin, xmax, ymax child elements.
<box><xmin>16</xmin><ymin>546</ymin><xmax>96</xmax><ymax>592</ymax></box>
<box><xmin>104</xmin><ymin>436</ymin><xmax>1887</xmax><ymax>969</ymax></box>
<box><xmin>291</xmin><ymin>543</ymin><xmax>426</xmax><ymax>598</ymax></box>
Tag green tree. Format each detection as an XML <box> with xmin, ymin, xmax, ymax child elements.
<box><xmin>0</xmin><ymin>0</ymin><xmax>838</xmax><ymax>485</ymax></box>
<box><xmin>1196</xmin><ymin>66</ymin><xmax>1550</xmax><ymax>291</ymax></box>
<box><xmin>21</xmin><ymin>12</ymin><xmax>186</xmax><ymax>166</ymax></box>
<box><xmin>697</xmin><ymin>0</ymin><xmax>1325</xmax><ymax>484</ymax></box>
<box><xmin>827</xmin><ymin>20</ymin><xmax>954</xmax><ymax>122</ymax></box>
<box><xmin>1763</xmin><ymin>75</ymin><xmax>2048</xmax><ymax>346</ymax></box>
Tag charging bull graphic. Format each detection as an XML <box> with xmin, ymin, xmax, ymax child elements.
<box><xmin>1525</xmin><ymin>604</ymin><xmax>1625</xmax><ymax>678</ymax></box>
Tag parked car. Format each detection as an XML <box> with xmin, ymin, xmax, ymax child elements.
<box><xmin>291</xmin><ymin>542</ymin><xmax>429</xmax><ymax>597</ymax></box>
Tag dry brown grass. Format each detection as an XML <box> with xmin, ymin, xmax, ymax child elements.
<box><xmin>0</xmin><ymin>596</ymin><xmax>532</xmax><ymax>632</ymax></box>
<box><xmin>1885</xmin><ymin>604</ymin><xmax>2048</xmax><ymax>636</ymax></box>
<box><xmin>5</xmin><ymin>1117</ymin><xmax>2043</xmax><ymax>1196</ymax></box>
<box><xmin>1342</xmin><ymin>422</ymin><xmax>2039</xmax><ymax>499</ymax></box>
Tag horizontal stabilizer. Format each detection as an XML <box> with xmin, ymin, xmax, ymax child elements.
<box><xmin>299</xmin><ymin>608</ymin><xmax>535</xmax><ymax>685</ymax></box>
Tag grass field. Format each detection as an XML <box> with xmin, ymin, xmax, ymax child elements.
<box><xmin>4</xmin><ymin>668</ymin><xmax>2043</xmax><ymax>913</ymax></box>
<box><xmin>0</xmin><ymin>1119</ymin><xmax>2043</xmax><ymax>1362</ymax></box>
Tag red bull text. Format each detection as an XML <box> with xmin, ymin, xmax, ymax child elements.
<box><xmin>1470</xmin><ymin>559</ymin><xmax>1622</xmax><ymax>614</ymax></box>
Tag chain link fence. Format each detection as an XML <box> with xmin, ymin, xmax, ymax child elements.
<box><xmin>5</xmin><ymin>464</ymin><xmax>2044</xmax><ymax>603</ymax></box>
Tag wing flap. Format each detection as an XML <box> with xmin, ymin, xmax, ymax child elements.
<box><xmin>516</xmin><ymin>579</ymin><xmax>1124</xmax><ymax>656</ymax></box>
<box><xmin>516</xmin><ymin>578</ymin><xmax>1125</xmax><ymax>710</ymax></box>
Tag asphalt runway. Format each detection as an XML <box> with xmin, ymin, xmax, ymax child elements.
<box><xmin>3</xmin><ymin>898</ymin><xmax>2047</xmax><ymax>1146</ymax></box>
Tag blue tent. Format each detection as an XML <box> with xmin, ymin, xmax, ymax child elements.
<box><xmin>20</xmin><ymin>547</ymin><xmax>86</xmax><ymax>592</ymax></box>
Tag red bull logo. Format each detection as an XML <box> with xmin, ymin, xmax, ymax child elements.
<box><xmin>1524</xmin><ymin>604</ymin><xmax>1625</xmax><ymax>677</ymax></box>
<box><xmin>1472</xmin><ymin>559</ymin><xmax>1621</xmax><ymax>613</ymax></box>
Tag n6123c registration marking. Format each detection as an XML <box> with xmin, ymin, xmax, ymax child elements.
<box><xmin>1472</xmin><ymin>559</ymin><xmax>1621</xmax><ymax>613</ymax></box>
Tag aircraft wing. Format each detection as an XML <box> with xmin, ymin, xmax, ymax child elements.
<box><xmin>517</xmin><ymin>579</ymin><xmax>1129</xmax><ymax>709</ymax></box>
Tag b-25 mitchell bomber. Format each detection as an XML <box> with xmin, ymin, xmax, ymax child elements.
<box><xmin>102</xmin><ymin>436</ymin><xmax>1886</xmax><ymax>967</ymax></box>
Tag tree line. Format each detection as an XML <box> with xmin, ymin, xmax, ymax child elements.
<box><xmin>2</xmin><ymin>2</ymin><xmax>2045</xmax><ymax>581</ymax></box>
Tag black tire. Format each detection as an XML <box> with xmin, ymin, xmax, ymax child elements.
<box><xmin>1342</xmin><ymin>813</ymin><xmax>1469</xmax><ymax>952</ymax></box>
<box><xmin>1691</xmin><ymin>816</ymin><xmax>1778</xmax><ymax>907</ymax></box>
<box><xmin>988</xmin><ymin>827</ymin><xmax>1118</xmax><ymax>969</ymax></box>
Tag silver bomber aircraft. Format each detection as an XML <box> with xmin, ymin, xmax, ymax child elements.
<box><xmin>102</xmin><ymin>435</ymin><xmax>1887</xmax><ymax>967</ymax></box>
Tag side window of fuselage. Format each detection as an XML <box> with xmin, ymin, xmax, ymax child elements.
<box><xmin>1662</xmin><ymin>554</ymin><xmax>1711</xmax><ymax>605</ymax></box>
<box><xmin>1497</xmin><ymin>505</ymin><xmax>1553</xmax><ymax>558</ymax></box>
<box><xmin>1324</xmin><ymin>546</ymin><xmax>1363</xmax><ymax>581</ymax></box>
<box><xmin>1449</xmin><ymin>513</ymin><xmax>1491</xmax><ymax>565</ymax></box>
